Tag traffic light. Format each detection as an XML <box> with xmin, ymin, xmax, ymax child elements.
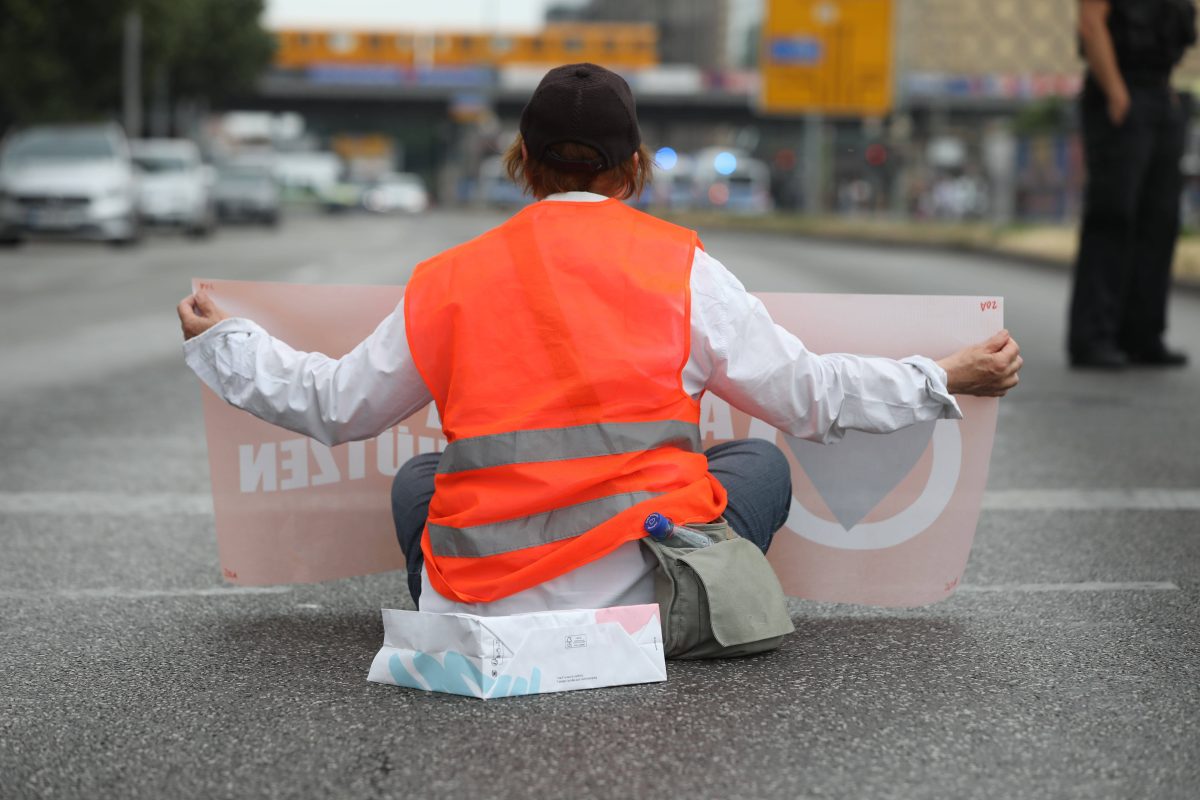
<box><xmin>865</xmin><ymin>142</ymin><xmax>888</xmax><ymax>167</ymax></box>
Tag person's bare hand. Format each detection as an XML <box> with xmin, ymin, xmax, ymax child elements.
<box><xmin>936</xmin><ymin>330</ymin><xmax>1023</xmax><ymax>397</ymax></box>
<box><xmin>177</xmin><ymin>289</ymin><xmax>228</xmax><ymax>341</ymax></box>
<box><xmin>1108</xmin><ymin>85</ymin><xmax>1131</xmax><ymax>125</ymax></box>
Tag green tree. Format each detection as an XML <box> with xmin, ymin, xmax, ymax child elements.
<box><xmin>0</xmin><ymin>0</ymin><xmax>273</xmax><ymax>131</ymax></box>
<box><xmin>147</xmin><ymin>0</ymin><xmax>275</xmax><ymax>107</ymax></box>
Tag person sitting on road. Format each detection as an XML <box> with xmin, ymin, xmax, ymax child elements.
<box><xmin>177</xmin><ymin>63</ymin><xmax>1022</xmax><ymax>618</ymax></box>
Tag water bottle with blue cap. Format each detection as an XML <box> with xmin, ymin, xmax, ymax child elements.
<box><xmin>643</xmin><ymin>512</ymin><xmax>713</xmax><ymax>549</ymax></box>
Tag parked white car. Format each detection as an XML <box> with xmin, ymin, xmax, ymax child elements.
<box><xmin>361</xmin><ymin>172</ymin><xmax>429</xmax><ymax>214</ymax></box>
<box><xmin>131</xmin><ymin>139</ymin><xmax>215</xmax><ymax>237</ymax></box>
<box><xmin>0</xmin><ymin>123</ymin><xmax>140</xmax><ymax>245</ymax></box>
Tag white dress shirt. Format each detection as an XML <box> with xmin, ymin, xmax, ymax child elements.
<box><xmin>184</xmin><ymin>191</ymin><xmax>962</xmax><ymax>615</ymax></box>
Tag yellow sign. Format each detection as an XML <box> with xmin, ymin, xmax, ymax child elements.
<box><xmin>760</xmin><ymin>0</ymin><xmax>894</xmax><ymax>116</ymax></box>
<box><xmin>331</xmin><ymin>134</ymin><xmax>393</xmax><ymax>160</ymax></box>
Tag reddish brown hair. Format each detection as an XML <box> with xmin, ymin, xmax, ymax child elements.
<box><xmin>504</xmin><ymin>135</ymin><xmax>653</xmax><ymax>200</ymax></box>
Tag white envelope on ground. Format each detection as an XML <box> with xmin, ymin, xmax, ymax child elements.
<box><xmin>367</xmin><ymin>604</ymin><xmax>667</xmax><ymax>699</ymax></box>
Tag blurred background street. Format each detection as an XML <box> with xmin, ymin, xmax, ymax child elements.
<box><xmin>2</xmin><ymin>1</ymin><xmax>1199</xmax><ymax>798</ymax></box>
<box><xmin>5</xmin><ymin>0</ymin><xmax>1200</xmax><ymax>274</ymax></box>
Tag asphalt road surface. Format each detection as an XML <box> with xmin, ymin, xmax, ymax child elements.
<box><xmin>2</xmin><ymin>210</ymin><xmax>1198</xmax><ymax>799</ymax></box>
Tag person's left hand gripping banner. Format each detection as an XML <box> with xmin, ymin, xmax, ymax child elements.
<box><xmin>192</xmin><ymin>279</ymin><xmax>1001</xmax><ymax>606</ymax></box>
<box><xmin>192</xmin><ymin>279</ymin><xmax>416</xmax><ymax>584</ymax></box>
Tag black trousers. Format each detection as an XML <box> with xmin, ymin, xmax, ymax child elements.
<box><xmin>1068</xmin><ymin>80</ymin><xmax>1188</xmax><ymax>355</ymax></box>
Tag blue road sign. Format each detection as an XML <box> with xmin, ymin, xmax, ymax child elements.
<box><xmin>768</xmin><ymin>37</ymin><xmax>824</xmax><ymax>65</ymax></box>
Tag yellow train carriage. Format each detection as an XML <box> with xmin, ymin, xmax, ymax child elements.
<box><xmin>274</xmin><ymin>23</ymin><xmax>658</xmax><ymax>71</ymax></box>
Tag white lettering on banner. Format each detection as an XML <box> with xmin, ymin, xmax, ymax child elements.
<box><xmin>699</xmin><ymin>394</ymin><xmax>734</xmax><ymax>440</ymax></box>
<box><xmin>347</xmin><ymin>440</ymin><xmax>366</xmax><ymax>481</ymax></box>
<box><xmin>702</xmin><ymin>395</ymin><xmax>776</xmax><ymax>443</ymax></box>
<box><xmin>239</xmin><ymin>443</ymin><xmax>277</xmax><ymax>492</ymax></box>
<box><xmin>377</xmin><ymin>427</ymin><xmax>414</xmax><ymax>476</ymax></box>
<box><xmin>236</xmin><ymin>427</ymin><xmax>448</xmax><ymax>493</ymax></box>
<box><xmin>279</xmin><ymin>439</ymin><xmax>308</xmax><ymax>491</ymax></box>
<box><xmin>310</xmin><ymin>442</ymin><xmax>341</xmax><ymax>486</ymax></box>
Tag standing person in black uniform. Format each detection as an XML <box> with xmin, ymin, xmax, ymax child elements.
<box><xmin>1069</xmin><ymin>0</ymin><xmax>1197</xmax><ymax>368</ymax></box>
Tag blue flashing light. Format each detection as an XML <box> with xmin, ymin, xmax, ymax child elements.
<box><xmin>713</xmin><ymin>151</ymin><xmax>738</xmax><ymax>176</ymax></box>
<box><xmin>655</xmin><ymin>146</ymin><xmax>678</xmax><ymax>170</ymax></box>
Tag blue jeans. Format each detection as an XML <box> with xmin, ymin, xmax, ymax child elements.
<box><xmin>391</xmin><ymin>438</ymin><xmax>792</xmax><ymax>605</ymax></box>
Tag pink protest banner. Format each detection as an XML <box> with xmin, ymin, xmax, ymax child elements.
<box><xmin>721</xmin><ymin>294</ymin><xmax>1001</xmax><ymax>607</ymax></box>
<box><xmin>194</xmin><ymin>279</ymin><xmax>1001</xmax><ymax>606</ymax></box>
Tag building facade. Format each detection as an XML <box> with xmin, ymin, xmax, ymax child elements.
<box><xmin>548</xmin><ymin>0</ymin><xmax>730</xmax><ymax>69</ymax></box>
<box><xmin>895</xmin><ymin>0</ymin><xmax>1200</xmax><ymax>108</ymax></box>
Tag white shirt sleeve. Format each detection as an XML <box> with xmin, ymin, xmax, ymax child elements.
<box><xmin>181</xmin><ymin>241</ymin><xmax>959</xmax><ymax>450</ymax></box>
<box><xmin>684</xmin><ymin>247</ymin><xmax>963</xmax><ymax>444</ymax></box>
<box><xmin>181</xmin><ymin>300</ymin><xmax>432</xmax><ymax>447</ymax></box>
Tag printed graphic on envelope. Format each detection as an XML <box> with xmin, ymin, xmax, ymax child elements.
<box><xmin>367</xmin><ymin>604</ymin><xmax>667</xmax><ymax>698</ymax></box>
<box><xmin>194</xmin><ymin>280</ymin><xmax>1001</xmax><ymax>608</ymax></box>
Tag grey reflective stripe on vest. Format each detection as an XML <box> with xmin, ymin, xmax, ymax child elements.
<box><xmin>428</xmin><ymin>491</ymin><xmax>661</xmax><ymax>558</ymax></box>
<box><xmin>436</xmin><ymin>420</ymin><xmax>701</xmax><ymax>475</ymax></box>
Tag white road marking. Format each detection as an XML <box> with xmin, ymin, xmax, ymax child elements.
<box><xmin>0</xmin><ymin>312</ymin><xmax>183</xmax><ymax>399</ymax></box>
<box><xmin>982</xmin><ymin>489</ymin><xmax>1200</xmax><ymax>511</ymax></box>
<box><xmin>0</xmin><ymin>586</ymin><xmax>292</xmax><ymax>599</ymax></box>
<box><xmin>0</xmin><ymin>490</ymin><xmax>383</xmax><ymax>515</ymax></box>
<box><xmin>7</xmin><ymin>484</ymin><xmax>1200</xmax><ymax>515</ymax></box>
<box><xmin>957</xmin><ymin>581</ymin><xmax>1179</xmax><ymax>593</ymax></box>
<box><xmin>9</xmin><ymin>488</ymin><xmax>1200</xmax><ymax>516</ymax></box>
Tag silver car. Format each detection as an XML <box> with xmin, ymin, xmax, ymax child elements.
<box><xmin>0</xmin><ymin>123</ymin><xmax>140</xmax><ymax>245</ymax></box>
<box><xmin>213</xmin><ymin>163</ymin><xmax>281</xmax><ymax>226</ymax></box>
<box><xmin>131</xmin><ymin>139</ymin><xmax>216</xmax><ymax>237</ymax></box>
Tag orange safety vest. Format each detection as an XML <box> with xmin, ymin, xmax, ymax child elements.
<box><xmin>404</xmin><ymin>197</ymin><xmax>727</xmax><ymax>603</ymax></box>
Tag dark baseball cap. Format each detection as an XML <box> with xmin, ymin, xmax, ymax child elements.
<box><xmin>519</xmin><ymin>63</ymin><xmax>641</xmax><ymax>173</ymax></box>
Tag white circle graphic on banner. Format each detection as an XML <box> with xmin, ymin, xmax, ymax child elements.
<box><xmin>785</xmin><ymin>420</ymin><xmax>962</xmax><ymax>550</ymax></box>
